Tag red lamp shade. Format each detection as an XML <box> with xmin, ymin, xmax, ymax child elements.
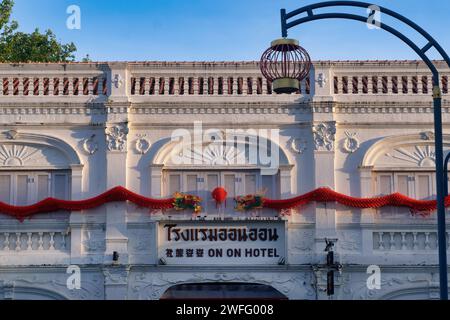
<box><xmin>212</xmin><ymin>187</ymin><xmax>227</xmax><ymax>207</ymax></box>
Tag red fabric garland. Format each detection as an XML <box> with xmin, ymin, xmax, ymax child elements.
<box><xmin>263</xmin><ymin>187</ymin><xmax>445</xmax><ymax>214</ymax></box>
<box><xmin>0</xmin><ymin>186</ymin><xmax>447</xmax><ymax>222</ymax></box>
<box><xmin>0</xmin><ymin>186</ymin><xmax>174</xmax><ymax>221</ymax></box>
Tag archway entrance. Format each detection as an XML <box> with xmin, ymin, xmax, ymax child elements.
<box><xmin>160</xmin><ymin>283</ymin><xmax>288</xmax><ymax>300</ymax></box>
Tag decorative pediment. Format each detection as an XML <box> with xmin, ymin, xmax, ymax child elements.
<box><xmin>155</xmin><ymin>139</ymin><xmax>291</xmax><ymax>168</ymax></box>
<box><xmin>362</xmin><ymin>133</ymin><xmax>450</xmax><ymax>169</ymax></box>
<box><xmin>0</xmin><ymin>143</ymin><xmax>72</xmax><ymax>168</ymax></box>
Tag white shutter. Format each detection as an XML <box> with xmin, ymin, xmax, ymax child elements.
<box><xmin>262</xmin><ymin>175</ymin><xmax>276</xmax><ymax>198</ymax></box>
<box><xmin>378</xmin><ymin>174</ymin><xmax>393</xmax><ymax>195</ymax></box>
<box><xmin>395</xmin><ymin>173</ymin><xmax>410</xmax><ymax>196</ymax></box>
<box><xmin>224</xmin><ymin>174</ymin><xmax>236</xmax><ymax>198</ymax></box>
<box><xmin>0</xmin><ymin>175</ymin><xmax>11</xmax><ymax>204</ymax></box>
<box><xmin>53</xmin><ymin>173</ymin><xmax>68</xmax><ymax>200</ymax></box>
<box><xmin>245</xmin><ymin>174</ymin><xmax>257</xmax><ymax>195</ymax></box>
<box><xmin>186</xmin><ymin>174</ymin><xmax>198</xmax><ymax>196</ymax></box>
<box><xmin>416</xmin><ymin>173</ymin><xmax>433</xmax><ymax>200</ymax></box>
<box><xmin>207</xmin><ymin>174</ymin><xmax>219</xmax><ymax>191</ymax></box>
<box><xmin>37</xmin><ymin>174</ymin><xmax>50</xmax><ymax>201</ymax></box>
<box><xmin>168</xmin><ymin>174</ymin><xmax>181</xmax><ymax>196</ymax></box>
<box><xmin>16</xmin><ymin>174</ymin><xmax>29</xmax><ymax>205</ymax></box>
<box><xmin>206</xmin><ymin>173</ymin><xmax>220</xmax><ymax>212</ymax></box>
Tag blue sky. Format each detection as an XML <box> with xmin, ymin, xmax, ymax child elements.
<box><xmin>10</xmin><ymin>0</ymin><xmax>450</xmax><ymax>61</ymax></box>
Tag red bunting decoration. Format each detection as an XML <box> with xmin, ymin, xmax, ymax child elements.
<box><xmin>0</xmin><ymin>186</ymin><xmax>447</xmax><ymax>222</ymax></box>
<box><xmin>212</xmin><ymin>187</ymin><xmax>227</xmax><ymax>208</ymax></box>
<box><xmin>0</xmin><ymin>186</ymin><xmax>175</xmax><ymax>221</ymax></box>
<box><xmin>262</xmin><ymin>188</ymin><xmax>442</xmax><ymax>215</ymax></box>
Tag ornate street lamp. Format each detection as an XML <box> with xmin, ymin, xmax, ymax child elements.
<box><xmin>261</xmin><ymin>1</ymin><xmax>450</xmax><ymax>300</ymax></box>
<box><xmin>260</xmin><ymin>38</ymin><xmax>312</xmax><ymax>94</ymax></box>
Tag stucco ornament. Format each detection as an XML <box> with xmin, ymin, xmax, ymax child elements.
<box><xmin>343</xmin><ymin>132</ymin><xmax>360</xmax><ymax>153</ymax></box>
<box><xmin>316</xmin><ymin>73</ymin><xmax>327</xmax><ymax>88</ymax></box>
<box><xmin>4</xmin><ymin>130</ymin><xmax>19</xmax><ymax>140</ymax></box>
<box><xmin>82</xmin><ymin>134</ymin><xmax>98</xmax><ymax>155</ymax></box>
<box><xmin>112</xmin><ymin>74</ymin><xmax>124</xmax><ymax>89</ymax></box>
<box><xmin>313</xmin><ymin>122</ymin><xmax>336</xmax><ymax>151</ymax></box>
<box><xmin>420</xmin><ymin>131</ymin><xmax>435</xmax><ymax>141</ymax></box>
<box><xmin>289</xmin><ymin>138</ymin><xmax>307</xmax><ymax>154</ymax></box>
<box><xmin>135</xmin><ymin>135</ymin><xmax>150</xmax><ymax>154</ymax></box>
<box><xmin>106</xmin><ymin>124</ymin><xmax>129</xmax><ymax>152</ymax></box>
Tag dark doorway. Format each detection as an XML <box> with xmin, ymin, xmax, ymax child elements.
<box><xmin>160</xmin><ymin>283</ymin><xmax>288</xmax><ymax>300</ymax></box>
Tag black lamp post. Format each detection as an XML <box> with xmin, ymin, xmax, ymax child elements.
<box><xmin>261</xmin><ymin>1</ymin><xmax>450</xmax><ymax>300</ymax></box>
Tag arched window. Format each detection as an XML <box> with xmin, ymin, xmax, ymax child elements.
<box><xmin>361</xmin><ymin>133</ymin><xmax>450</xmax><ymax>213</ymax></box>
<box><xmin>152</xmin><ymin>135</ymin><xmax>293</xmax><ymax>214</ymax></box>
<box><xmin>0</xmin><ymin>133</ymin><xmax>82</xmax><ymax>219</ymax></box>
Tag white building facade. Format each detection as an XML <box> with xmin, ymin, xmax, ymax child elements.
<box><xmin>0</xmin><ymin>60</ymin><xmax>449</xmax><ymax>300</ymax></box>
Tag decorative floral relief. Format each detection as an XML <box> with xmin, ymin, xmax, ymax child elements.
<box><xmin>337</xmin><ymin>230</ymin><xmax>361</xmax><ymax>252</ymax></box>
<box><xmin>290</xmin><ymin>229</ymin><xmax>314</xmax><ymax>253</ymax></box>
<box><xmin>82</xmin><ymin>134</ymin><xmax>98</xmax><ymax>155</ymax></box>
<box><xmin>316</xmin><ymin>73</ymin><xmax>327</xmax><ymax>88</ymax></box>
<box><xmin>83</xmin><ymin>229</ymin><xmax>106</xmax><ymax>253</ymax></box>
<box><xmin>112</xmin><ymin>74</ymin><xmax>124</xmax><ymax>89</ymax></box>
<box><xmin>289</xmin><ymin>138</ymin><xmax>307</xmax><ymax>154</ymax></box>
<box><xmin>135</xmin><ymin>135</ymin><xmax>150</xmax><ymax>154</ymax></box>
<box><xmin>313</xmin><ymin>122</ymin><xmax>336</xmax><ymax>151</ymax></box>
<box><xmin>106</xmin><ymin>124</ymin><xmax>129</xmax><ymax>152</ymax></box>
<box><xmin>342</xmin><ymin>132</ymin><xmax>360</xmax><ymax>153</ymax></box>
<box><xmin>103</xmin><ymin>268</ymin><xmax>129</xmax><ymax>285</ymax></box>
<box><xmin>4</xmin><ymin>130</ymin><xmax>19</xmax><ymax>140</ymax></box>
<box><xmin>130</xmin><ymin>272</ymin><xmax>314</xmax><ymax>300</ymax></box>
<box><xmin>420</xmin><ymin>131</ymin><xmax>435</xmax><ymax>141</ymax></box>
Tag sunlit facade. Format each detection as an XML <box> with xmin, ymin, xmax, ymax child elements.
<box><xmin>0</xmin><ymin>61</ymin><xmax>449</xmax><ymax>300</ymax></box>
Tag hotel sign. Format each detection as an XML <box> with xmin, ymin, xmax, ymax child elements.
<box><xmin>158</xmin><ymin>221</ymin><xmax>286</xmax><ymax>265</ymax></box>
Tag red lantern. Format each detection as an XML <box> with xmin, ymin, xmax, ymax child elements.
<box><xmin>212</xmin><ymin>187</ymin><xmax>227</xmax><ymax>208</ymax></box>
<box><xmin>260</xmin><ymin>38</ymin><xmax>312</xmax><ymax>94</ymax></box>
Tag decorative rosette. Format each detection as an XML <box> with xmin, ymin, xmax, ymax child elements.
<box><xmin>173</xmin><ymin>192</ymin><xmax>202</xmax><ymax>214</ymax></box>
<box><xmin>234</xmin><ymin>194</ymin><xmax>265</xmax><ymax>211</ymax></box>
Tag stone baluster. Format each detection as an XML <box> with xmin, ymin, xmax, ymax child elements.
<box><xmin>389</xmin><ymin>232</ymin><xmax>395</xmax><ymax>250</ymax></box>
<box><xmin>154</xmin><ymin>76</ymin><xmax>160</xmax><ymax>95</ymax></box>
<box><xmin>425</xmin><ymin>232</ymin><xmax>431</xmax><ymax>250</ymax></box>
<box><xmin>164</xmin><ymin>77</ymin><xmax>170</xmax><ymax>95</ymax></box>
<box><xmin>367</xmin><ymin>76</ymin><xmax>373</xmax><ymax>94</ymax></box>
<box><xmin>413</xmin><ymin>232</ymin><xmax>419</xmax><ymax>250</ymax></box>
<box><xmin>144</xmin><ymin>77</ymin><xmax>150</xmax><ymax>95</ymax></box>
<box><xmin>4</xmin><ymin>233</ymin><xmax>10</xmax><ymax>251</ymax></box>
<box><xmin>61</xmin><ymin>231</ymin><xmax>67</xmax><ymax>251</ymax></box>
<box><xmin>232</xmin><ymin>77</ymin><xmax>238</xmax><ymax>96</ymax></box>
<box><xmin>214</xmin><ymin>77</ymin><xmax>219</xmax><ymax>96</ymax></box>
<box><xmin>262</xmin><ymin>76</ymin><xmax>268</xmax><ymax>95</ymax></box>
<box><xmin>378</xmin><ymin>232</ymin><xmax>384</xmax><ymax>250</ymax></box>
<box><xmin>401</xmin><ymin>232</ymin><xmax>407</xmax><ymax>250</ymax></box>
<box><xmin>418</xmin><ymin>75</ymin><xmax>424</xmax><ymax>94</ymax></box>
<box><xmin>242</xmin><ymin>77</ymin><xmax>248</xmax><ymax>95</ymax></box>
<box><xmin>49</xmin><ymin>77</ymin><xmax>55</xmax><ymax>96</ymax></box>
<box><xmin>38</xmin><ymin>232</ymin><xmax>44</xmax><ymax>250</ymax></box>
<box><xmin>27</xmin><ymin>233</ymin><xmax>33</xmax><ymax>251</ymax></box>
<box><xmin>49</xmin><ymin>232</ymin><xmax>55</xmax><ymax>250</ymax></box>
<box><xmin>18</xmin><ymin>77</ymin><xmax>24</xmax><ymax>96</ymax></box>
<box><xmin>387</xmin><ymin>76</ymin><xmax>393</xmax><ymax>95</ymax></box>
<box><xmin>357</xmin><ymin>76</ymin><xmax>363</xmax><ymax>94</ymax></box>
<box><xmin>15</xmin><ymin>233</ymin><xmax>21</xmax><ymax>251</ymax></box>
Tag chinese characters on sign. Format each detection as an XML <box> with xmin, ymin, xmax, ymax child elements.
<box><xmin>158</xmin><ymin>222</ymin><xmax>285</xmax><ymax>265</ymax></box>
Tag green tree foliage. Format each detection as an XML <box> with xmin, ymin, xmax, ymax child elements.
<box><xmin>0</xmin><ymin>0</ymin><xmax>77</xmax><ymax>62</ymax></box>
